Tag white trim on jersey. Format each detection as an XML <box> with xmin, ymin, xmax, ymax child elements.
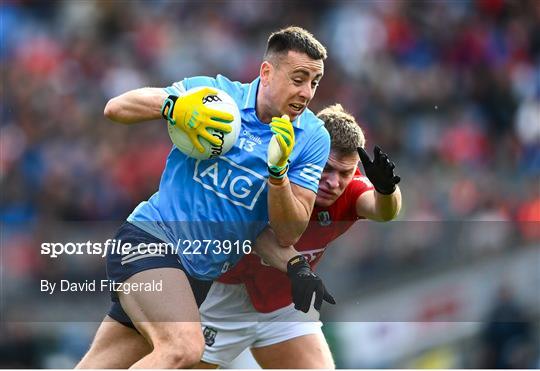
<box><xmin>299</xmin><ymin>172</ymin><xmax>319</xmax><ymax>184</ymax></box>
<box><xmin>299</xmin><ymin>163</ymin><xmax>323</xmax><ymax>184</ymax></box>
<box><xmin>304</xmin><ymin>163</ymin><xmax>323</xmax><ymax>172</ymax></box>
<box><xmin>301</xmin><ymin>166</ymin><xmax>323</xmax><ymax>176</ymax></box>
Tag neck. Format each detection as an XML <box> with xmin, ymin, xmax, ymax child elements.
<box><xmin>256</xmin><ymin>88</ymin><xmax>272</xmax><ymax>124</ymax></box>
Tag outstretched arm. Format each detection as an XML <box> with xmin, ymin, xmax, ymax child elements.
<box><xmin>356</xmin><ymin>187</ymin><xmax>402</xmax><ymax>221</ymax></box>
<box><xmin>104</xmin><ymin>88</ymin><xmax>167</xmax><ymax>124</ymax></box>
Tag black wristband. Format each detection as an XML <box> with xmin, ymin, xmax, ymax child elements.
<box><xmin>161</xmin><ymin>95</ymin><xmax>178</xmax><ymax>122</ymax></box>
<box><xmin>268</xmin><ymin>162</ymin><xmax>289</xmax><ymax>179</ymax></box>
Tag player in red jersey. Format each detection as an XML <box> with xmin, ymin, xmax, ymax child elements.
<box><xmin>197</xmin><ymin>104</ymin><xmax>402</xmax><ymax>368</ymax></box>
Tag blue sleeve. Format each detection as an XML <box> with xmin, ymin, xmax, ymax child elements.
<box><xmin>287</xmin><ymin>125</ymin><xmax>331</xmax><ymax>194</ymax></box>
<box><xmin>163</xmin><ymin>76</ymin><xmax>218</xmax><ymax>96</ymax></box>
<box><xmin>164</xmin><ymin>75</ymin><xmax>243</xmax><ymax>100</ymax></box>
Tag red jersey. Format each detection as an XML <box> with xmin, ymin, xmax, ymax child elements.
<box><xmin>219</xmin><ymin>169</ymin><xmax>374</xmax><ymax>312</ymax></box>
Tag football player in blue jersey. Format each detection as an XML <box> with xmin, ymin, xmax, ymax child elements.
<box><xmin>77</xmin><ymin>26</ymin><xmax>330</xmax><ymax>368</ymax></box>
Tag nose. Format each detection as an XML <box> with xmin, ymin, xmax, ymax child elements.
<box><xmin>325</xmin><ymin>171</ymin><xmax>339</xmax><ymax>189</ymax></box>
<box><xmin>298</xmin><ymin>83</ymin><xmax>314</xmax><ymax>101</ymax></box>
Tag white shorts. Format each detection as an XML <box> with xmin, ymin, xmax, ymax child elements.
<box><xmin>200</xmin><ymin>281</ymin><xmax>323</xmax><ymax>367</ymax></box>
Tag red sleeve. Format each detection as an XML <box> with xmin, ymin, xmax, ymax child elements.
<box><xmin>344</xmin><ymin>169</ymin><xmax>374</xmax><ymax>219</ymax></box>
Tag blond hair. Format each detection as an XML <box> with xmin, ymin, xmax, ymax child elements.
<box><xmin>317</xmin><ymin>104</ymin><xmax>365</xmax><ymax>154</ymax></box>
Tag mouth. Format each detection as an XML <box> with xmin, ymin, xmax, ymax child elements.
<box><xmin>288</xmin><ymin>103</ymin><xmax>305</xmax><ymax>114</ymax></box>
<box><xmin>318</xmin><ymin>188</ymin><xmax>336</xmax><ymax>198</ymax></box>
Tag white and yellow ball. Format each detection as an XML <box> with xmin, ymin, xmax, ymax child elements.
<box><xmin>168</xmin><ymin>87</ymin><xmax>241</xmax><ymax>160</ymax></box>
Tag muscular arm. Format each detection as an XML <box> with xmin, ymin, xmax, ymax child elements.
<box><xmin>104</xmin><ymin>88</ymin><xmax>168</xmax><ymax>124</ymax></box>
<box><xmin>355</xmin><ymin>186</ymin><xmax>402</xmax><ymax>222</ymax></box>
<box><xmin>267</xmin><ymin>179</ymin><xmax>315</xmax><ymax>247</ymax></box>
<box><xmin>252</xmin><ymin>227</ymin><xmax>300</xmax><ymax>272</ymax></box>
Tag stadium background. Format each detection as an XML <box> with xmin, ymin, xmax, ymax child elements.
<box><xmin>1</xmin><ymin>0</ymin><xmax>539</xmax><ymax>368</ymax></box>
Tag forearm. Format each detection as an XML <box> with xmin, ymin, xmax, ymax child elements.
<box><xmin>267</xmin><ymin>178</ymin><xmax>311</xmax><ymax>246</ymax></box>
<box><xmin>374</xmin><ymin>186</ymin><xmax>402</xmax><ymax>221</ymax></box>
<box><xmin>252</xmin><ymin>228</ymin><xmax>299</xmax><ymax>273</ymax></box>
<box><xmin>104</xmin><ymin>88</ymin><xmax>168</xmax><ymax>124</ymax></box>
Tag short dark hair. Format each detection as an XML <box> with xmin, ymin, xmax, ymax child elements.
<box><xmin>317</xmin><ymin>104</ymin><xmax>365</xmax><ymax>155</ymax></box>
<box><xmin>264</xmin><ymin>26</ymin><xmax>327</xmax><ymax>61</ymax></box>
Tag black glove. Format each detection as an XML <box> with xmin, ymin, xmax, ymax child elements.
<box><xmin>287</xmin><ymin>255</ymin><xmax>336</xmax><ymax>313</ymax></box>
<box><xmin>358</xmin><ymin>146</ymin><xmax>401</xmax><ymax>195</ymax></box>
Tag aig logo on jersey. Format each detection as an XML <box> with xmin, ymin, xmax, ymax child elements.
<box><xmin>193</xmin><ymin>157</ymin><xmax>266</xmax><ymax>210</ymax></box>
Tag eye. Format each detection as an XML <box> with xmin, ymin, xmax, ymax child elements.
<box><xmin>312</xmin><ymin>81</ymin><xmax>320</xmax><ymax>88</ymax></box>
<box><xmin>293</xmin><ymin>78</ymin><xmax>303</xmax><ymax>85</ymax></box>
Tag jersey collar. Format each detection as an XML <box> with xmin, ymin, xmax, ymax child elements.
<box><xmin>242</xmin><ymin>77</ymin><xmax>259</xmax><ymax>111</ymax></box>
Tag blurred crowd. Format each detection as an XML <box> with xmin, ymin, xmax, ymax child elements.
<box><xmin>1</xmin><ymin>0</ymin><xmax>539</xmax><ymax>225</ymax></box>
<box><xmin>1</xmin><ymin>0</ymin><xmax>539</xmax><ymax>368</ymax></box>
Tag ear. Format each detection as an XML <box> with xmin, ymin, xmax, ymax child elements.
<box><xmin>260</xmin><ymin>61</ymin><xmax>272</xmax><ymax>87</ymax></box>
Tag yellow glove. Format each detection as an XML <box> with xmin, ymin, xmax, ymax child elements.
<box><xmin>161</xmin><ymin>87</ymin><xmax>233</xmax><ymax>153</ymax></box>
<box><xmin>267</xmin><ymin>115</ymin><xmax>295</xmax><ymax>179</ymax></box>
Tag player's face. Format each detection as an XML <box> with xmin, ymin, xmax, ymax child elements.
<box><xmin>316</xmin><ymin>150</ymin><xmax>359</xmax><ymax>208</ymax></box>
<box><xmin>263</xmin><ymin>51</ymin><xmax>324</xmax><ymax>122</ymax></box>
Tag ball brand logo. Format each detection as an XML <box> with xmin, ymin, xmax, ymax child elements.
<box><xmin>210</xmin><ymin>130</ymin><xmax>225</xmax><ymax>159</ymax></box>
<box><xmin>193</xmin><ymin>157</ymin><xmax>266</xmax><ymax>210</ymax></box>
<box><xmin>202</xmin><ymin>94</ymin><xmax>222</xmax><ymax>104</ymax></box>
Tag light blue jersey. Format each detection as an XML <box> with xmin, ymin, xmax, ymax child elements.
<box><xmin>128</xmin><ymin>75</ymin><xmax>330</xmax><ymax>279</ymax></box>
